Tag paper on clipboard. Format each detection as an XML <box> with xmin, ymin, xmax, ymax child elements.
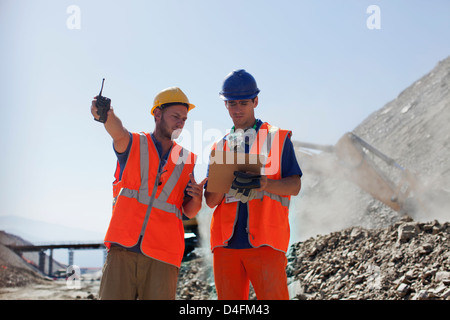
<box><xmin>206</xmin><ymin>150</ymin><xmax>266</xmax><ymax>194</ymax></box>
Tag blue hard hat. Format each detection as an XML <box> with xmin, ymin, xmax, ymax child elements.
<box><xmin>219</xmin><ymin>69</ymin><xmax>260</xmax><ymax>101</ymax></box>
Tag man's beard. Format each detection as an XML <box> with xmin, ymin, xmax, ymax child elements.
<box><xmin>160</xmin><ymin>113</ymin><xmax>182</xmax><ymax>140</ymax></box>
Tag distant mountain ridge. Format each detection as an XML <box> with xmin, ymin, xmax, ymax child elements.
<box><xmin>0</xmin><ymin>215</ymin><xmax>105</xmax><ymax>244</ymax></box>
<box><xmin>0</xmin><ymin>215</ymin><xmax>106</xmax><ymax>269</ymax></box>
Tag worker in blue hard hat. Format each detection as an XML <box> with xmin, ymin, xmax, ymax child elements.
<box><xmin>219</xmin><ymin>69</ymin><xmax>261</xmax><ymax>130</ymax></box>
<box><xmin>205</xmin><ymin>69</ymin><xmax>303</xmax><ymax>300</ymax></box>
<box><xmin>219</xmin><ymin>69</ymin><xmax>261</xmax><ymax>100</ymax></box>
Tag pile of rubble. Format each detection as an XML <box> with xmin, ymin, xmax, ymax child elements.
<box><xmin>0</xmin><ymin>231</ymin><xmax>47</xmax><ymax>288</ymax></box>
<box><xmin>176</xmin><ymin>215</ymin><xmax>450</xmax><ymax>300</ymax></box>
<box><xmin>176</xmin><ymin>251</ymin><xmax>216</xmax><ymax>300</ymax></box>
<box><xmin>0</xmin><ymin>265</ymin><xmax>44</xmax><ymax>288</ymax></box>
<box><xmin>287</xmin><ymin>216</ymin><xmax>450</xmax><ymax>300</ymax></box>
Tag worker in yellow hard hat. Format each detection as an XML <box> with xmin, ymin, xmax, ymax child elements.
<box><xmin>151</xmin><ymin>86</ymin><xmax>196</xmax><ymax>115</ymax></box>
<box><xmin>91</xmin><ymin>85</ymin><xmax>206</xmax><ymax>300</ymax></box>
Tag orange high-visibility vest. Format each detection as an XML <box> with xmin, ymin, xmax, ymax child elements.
<box><xmin>104</xmin><ymin>132</ymin><xmax>196</xmax><ymax>267</ymax></box>
<box><xmin>210</xmin><ymin>122</ymin><xmax>293</xmax><ymax>253</ymax></box>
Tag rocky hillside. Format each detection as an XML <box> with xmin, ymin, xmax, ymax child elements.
<box><xmin>354</xmin><ymin>56</ymin><xmax>450</xmax><ymax>185</ymax></box>
<box><xmin>352</xmin><ymin>55</ymin><xmax>450</xmax><ymax>224</ymax></box>
<box><xmin>291</xmin><ymin>56</ymin><xmax>450</xmax><ymax>244</ymax></box>
<box><xmin>0</xmin><ymin>231</ymin><xmax>46</xmax><ymax>287</ymax></box>
<box><xmin>286</xmin><ymin>56</ymin><xmax>450</xmax><ymax>300</ymax></box>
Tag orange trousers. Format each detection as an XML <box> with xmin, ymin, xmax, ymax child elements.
<box><xmin>213</xmin><ymin>246</ymin><xmax>289</xmax><ymax>300</ymax></box>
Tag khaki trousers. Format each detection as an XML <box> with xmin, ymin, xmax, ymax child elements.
<box><xmin>98</xmin><ymin>247</ymin><xmax>179</xmax><ymax>300</ymax></box>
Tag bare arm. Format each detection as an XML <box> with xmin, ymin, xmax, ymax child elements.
<box><xmin>183</xmin><ymin>174</ymin><xmax>208</xmax><ymax>218</ymax></box>
<box><xmin>91</xmin><ymin>97</ymin><xmax>130</xmax><ymax>153</ymax></box>
<box><xmin>204</xmin><ymin>190</ymin><xmax>225</xmax><ymax>208</ymax></box>
<box><xmin>256</xmin><ymin>175</ymin><xmax>301</xmax><ymax>196</ymax></box>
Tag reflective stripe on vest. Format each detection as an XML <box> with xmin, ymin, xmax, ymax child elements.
<box><xmin>213</xmin><ymin>122</ymin><xmax>290</xmax><ymax>208</ymax></box>
<box><xmin>210</xmin><ymin>122</ymin><xmax>292</xmax><ymax>252</ymax></box>
<box><xmin>251</xmin><ymin>123</ymin><xmax>290</xmax><ymax>208</ymax></box>
<box><xmin>253</xmin><ymin>190</ymin><xmax>290</xmax><ymax>207</ymax></box>
<box><xmin>116</xmin><ymin>133</ymin><xmax>189</xmax><ymax>220</ymax></box>
<box><xmin>106</xmin><ymin>132</ymin><xmax>196</xmax><ymax>267</ymax></box>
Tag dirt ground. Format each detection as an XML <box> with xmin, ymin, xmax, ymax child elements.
<box><xmin>0</xmin><ymin>279</ymin><xmax>99</xmax><ymax>300</ymax></box>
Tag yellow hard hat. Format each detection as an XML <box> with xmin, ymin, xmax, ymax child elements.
<box><xmin>151</xmin><ymin>87</ymin><xmax>196</xmax><ymax>115</ymax></box>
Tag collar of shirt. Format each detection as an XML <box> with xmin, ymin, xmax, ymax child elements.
<box><xmin>150</xmin><ymin>133</ymin><xmax>172</xmax><ymax>163</ymax></box>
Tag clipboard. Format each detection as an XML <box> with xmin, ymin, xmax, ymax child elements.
<box><xmin>206</xmin><ymin>150</ymin><xmax>266</xmax><ymax>194</ymax></box>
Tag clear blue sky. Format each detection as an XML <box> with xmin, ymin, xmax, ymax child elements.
<box><xmin>1</xmin><ymin>0</ymin><xmax>449</xmax><ymax>237</ymax></box>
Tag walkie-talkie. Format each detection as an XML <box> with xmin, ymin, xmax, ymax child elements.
<box><xmin>95</xmin><ymin>78</ymin><xmax>111</xmax><ymax>123</ymax></box>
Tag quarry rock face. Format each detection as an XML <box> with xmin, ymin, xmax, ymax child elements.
<box><xmin>351</xmin><ymin>56</ymin><xmax>450</xmax><ymax>224</ymax></box>
<box><xmin>283</xmin><ymin>56</ymin><xmax>450</xmax><ymax>300</ymax></box>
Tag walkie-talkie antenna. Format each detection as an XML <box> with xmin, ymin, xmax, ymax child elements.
<box><xmin>99</xmin><ymin>78</ymin><xmax>105</xmax><ymax>96</ymax></box>
<box><xmin>94</xmin><ymin>77</ymin><xmax>110</xmax><ymax>123</ymax></box>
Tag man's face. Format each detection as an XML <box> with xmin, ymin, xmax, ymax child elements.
<box><xmin>156</xmin><ymin>104</ymin><xmax>188</xmax><ymax>140</ymax></box>
<box><xmin>225</xmin><ymin>97</ymin><xmax>258</xmax><ymax>129</ymax></box>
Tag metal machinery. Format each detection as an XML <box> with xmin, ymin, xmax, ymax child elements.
<box><xmin>293</xmin><ymin>132</ymin><xmax>424</xmax><ymax>215</ymax></box>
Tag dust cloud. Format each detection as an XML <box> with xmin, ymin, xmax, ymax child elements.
<box><xmin>288</xmin><ymin>56</ymin><xmax>450</xmax><ymax>244</ymax></box>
